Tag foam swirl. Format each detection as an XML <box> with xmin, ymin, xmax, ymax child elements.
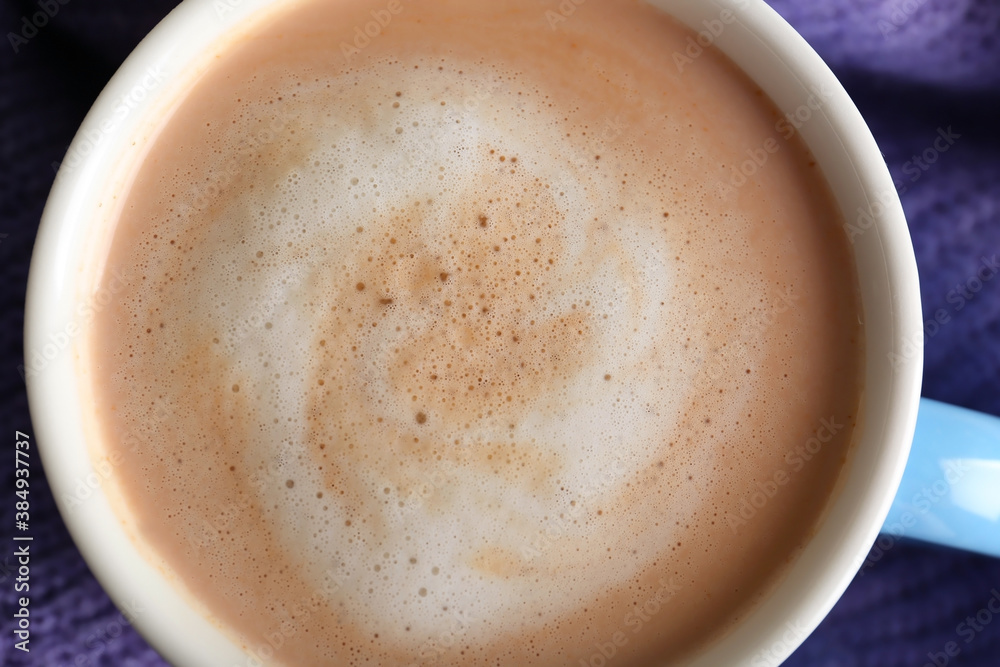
<box><xmin>88</xmin><ymin>0</ymin><xmax>863</xmax><ymax>663</ymax></box>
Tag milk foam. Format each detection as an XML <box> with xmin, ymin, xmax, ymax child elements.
<box><xmin>142</xmin><ymin>58</ymin><xmax>740</xmax><ymax>642</ymax></box>
<box><xmin>91</xmin><ymin>1</ymin><xmax>863</xmax><ymax>663</ymax></box>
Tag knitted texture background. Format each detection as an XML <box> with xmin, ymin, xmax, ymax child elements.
<box><xmin>0</xmin><ymin>0</ymin><xmax>998</xmax><ymax>665</ymax></box>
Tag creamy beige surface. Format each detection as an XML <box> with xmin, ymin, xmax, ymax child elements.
<box><xmin>86</xmin><ymin>0</ymin><xmax>864</xmax><ymax>664</ymax></box>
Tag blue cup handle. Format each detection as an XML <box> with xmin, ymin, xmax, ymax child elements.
<box><xmin>879</xmin><ymin>398</ymin><xmax>1000</xmax><ymax>558</ymax></box>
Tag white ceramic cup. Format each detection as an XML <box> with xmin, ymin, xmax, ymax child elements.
<box><xmin>24</xmin><ymin>0</ymin><xmax>923</xmax><ymax>664</ymax></box>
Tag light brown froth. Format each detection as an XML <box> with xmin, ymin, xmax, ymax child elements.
<box><xmin>87</xmin><ymin>0</ymin><xmax>864</xmax><ymax>664</ymax></box>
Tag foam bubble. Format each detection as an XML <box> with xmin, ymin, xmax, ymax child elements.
<box><xmin>145</xmin><ymin>58</ymin><xmax>725</xmax><ymax>641</ymax></box>
<box><xmin>89</xmin><ymin>0</ymin><xmax>863</xmax><ymax>663</ymax></box>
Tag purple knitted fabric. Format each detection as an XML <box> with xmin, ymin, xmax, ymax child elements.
<box><xmin>1</xmin><ymin>0</ymin><xmax>998</xmax><ymax>665</ymax></box>
<box><xmin>769</xmin><ymin>0</ymin><xmax>1000</xmax><ymax>90</ymax></box>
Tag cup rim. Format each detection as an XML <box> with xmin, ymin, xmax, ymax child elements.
<box><xmin>25</xmin><ymin>0</ymin><xmax>923</xmax><ymax>665</ymax></box>
<box><xmin>659</xmin><ymin>0</ymin><xmax>922</xmax><ymax>664</ymax></box>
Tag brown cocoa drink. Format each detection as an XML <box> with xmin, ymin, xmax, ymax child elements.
<box><xmin>84</xmin><ymin>0</ymin><xmax>864</xmax><ymax>664</ymax></box>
